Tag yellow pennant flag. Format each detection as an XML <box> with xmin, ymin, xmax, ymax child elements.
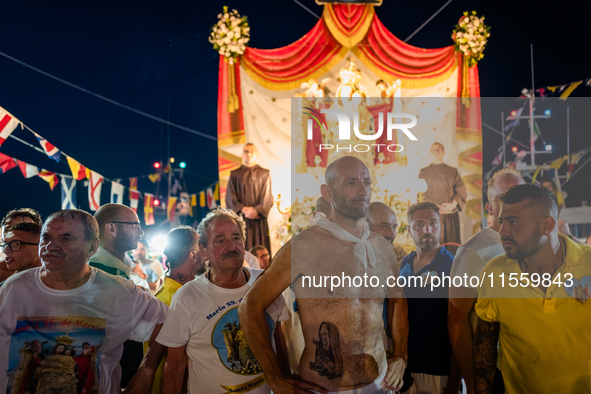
<box><xmin>148</xmin><ymin>173</ymin><xmax>160</xmax><ymax>183</ymax></box>
<box><xmin>549</xmin><ymin>156</ymin><xmax>568</xmax><ymax>169</ymax></box>
<box><xmin>213</xmin><ymin>183</ymin><xmax>220</xmax><ymax>200</ymax></box>
<box><xmin>189</xmin><ymin>194</ymin><xmax>197</xmax><ymax>217</ymax></box>
<box><xmin>199</xmin><ymin>191</ymin><xmax>206</xmax><ymax>207</ymax></box>
<box><xmin>560</xmin><ymin>81</ymin><xmax>582</xmax><ymax>101</ymax></box>
<box><xmin>531</xmin><ymin>167</ymin><xmax>542</xmax><ymax>183</ymax></box>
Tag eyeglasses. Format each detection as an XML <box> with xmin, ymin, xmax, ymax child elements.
<box><xmin>0</xmin><ymin>240</ymin><xmax>39</xmax><ymax>252</ymax></box>
<box><xmin>111</xmin><ymin>222</ymin><xmax>142</xmax><ymax>229</ymax></box>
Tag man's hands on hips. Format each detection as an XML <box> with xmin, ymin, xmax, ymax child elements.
<box><xmin>384</xmin><ymin>357</ymin><xmax>406</xmax><ymax>392</ymax></box>
<box><xmin>268</xmin><ymin>373</ymin><xmax>328</xmax><ymax>394</ymax></box>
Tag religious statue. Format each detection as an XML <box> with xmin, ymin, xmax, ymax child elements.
<box><xmin>225</xmin><ymin>143</ymin><xmax>274</xmax><ymax>252</ymax></box>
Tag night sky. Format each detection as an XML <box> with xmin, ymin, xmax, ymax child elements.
<box><xmin>1</xmin><ymin>0</ymin><xmax>590</xmax><ymax>227</ymax></box>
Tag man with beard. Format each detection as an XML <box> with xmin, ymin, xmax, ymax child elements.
<box><xmin>399</xmin><ymin>202</ymin><xmax>460</xmax><ymax>394</ymax></box>
<box><xmin>448</xmin><ymin>168</ymin><xmax>524</xmax><ymax>394</ymax></box>
<box><xmin>239</xmin><ymin>156</ymin><xmax>408</xmax><ymax>393</ymax></box>
<box><xmin>89</xmin><ymin>203</ymin><xmax>147</xmax><ymax>388</ymax></box>
<box><xmin>473</xmin><ymin>184</ymin><xmax>591</xmax><ymax>394</ymax></box>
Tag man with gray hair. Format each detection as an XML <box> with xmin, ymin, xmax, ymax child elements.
<box><xmin>157</xmin><ymin>207</ymin><xmax>288</xmax><ymax>394</ymax></box>
<box><xmin>448</xmin><ymin>168</ymin><xmax>524</xmax><ymax>394</ymax></box>
<box><xmin>473</xmin><ymin>184</ymin><xmax>591</xmax><ymax>393</ymax></box>
<box><xmin>0</xmin><ymin>209</ymin><xmax>168</xmax><ymax>394</ymax></box>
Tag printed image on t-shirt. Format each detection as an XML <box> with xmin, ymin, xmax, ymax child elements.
<box><xmin>212</xmin><ymin>306</ymin><xmax>274</xmax><ymax>376</ymax></box>
<box><xmin>6</xmin><ymin>315</ymin><xmax>106</xmax><ymax>394</ymax></box>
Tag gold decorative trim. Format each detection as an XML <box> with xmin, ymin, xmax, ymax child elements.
<box><xmin>218</xmin><ymin>131</ymin><xmax>246</xmax><ymax>147</ymax></box>
<box><xmin>465</xmin><ymin>198</ymin><xmax>482</xmax><ymax>221</ymax></box>
<box><xmin>456</xmin><ymin>127</ymin><xmax>482</xmax><ymax>143</ymax></box>
<box><xmin>462</xmin><ymin>173</ymin><xmax>482</xmax><ymax>196</ymax></box>
<box><xmin>240</xmin><ymin>46</ymin><xmax>349</xmax><ymax>92</ymax></box>
<box><xmin>458</xmin><ymin>144</ymin><xmax>482</xmax><ymax>173</ymax></box>
<box><xmin>351</xmin><ymin>47</ymin><xmax>458</xmax><ymax>89</ymax></box>
<box><xmin>323</xmin><ymin>4</ymin><xmax>374</xmax><ymax>48</ymax></box>
<box><xmin>218</xmin><ymin>149</ymin><xmax>242</xmax><ymax>164</ymax></box>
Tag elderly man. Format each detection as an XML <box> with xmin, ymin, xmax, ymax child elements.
<box><xmin>474</xmin><ymin>185</ymin><xmax>591</xmax><ymax>393</ymax></box>
<box><xmin>157</xmin><ymin>208</ymin><xmax>288</xmax><ymax>394</ymax></box>
<box><xmin>239</xmin><ymin>156</ymin><xmax>408</xmax><ymax>393</ymax></box>
<box><xmin>399</xmin><ymin>202</ymin><xmax>459</xmax><ymax>394</ymax></box>
<box><xmin>0</xmin><ymin>209</ymin><xmax>168</xmax><ymax>394</ymax></box>
<box><xmin>448</xmin><ymin>168</ymin><xmax>524</xmax><ymax>394</ymax></box>
<box><xmin>225</xmin><ymin>143</ymin><xmax>274</xmax><ymax>252</ymax></box>
<box><xmin>0</xmin><ymin>222</ymin><xmax>42</xmax><ymax>288</ymax></box>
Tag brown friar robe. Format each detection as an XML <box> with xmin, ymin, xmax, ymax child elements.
<box><xmin>418</xmin><ymin>163</ymin><xmax>467</xmax><ymax>246</ymax></box>
<box><xmin>226</xmin><ymin>165</ymin><xmax>273</xmax><ymax>253</ymax></box>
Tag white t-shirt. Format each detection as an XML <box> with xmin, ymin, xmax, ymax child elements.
<box><xmin>156</xmin><ymin>268</ymin><xmax>288</xmax><ymax>394</ymax></box>
<box><xmin>0</xmin><ymin>267</ymin><xmax>168</xmax><ymax>394</ymax></box>
<box><xmin>243</xmin><ymin>251</ymin><xmax>260</xmax><ymax>269</ymax></box>
<box><xmin>451</xmin><ymin>227</ymin><xmax>505</xmax><ymax>288</ymax></box>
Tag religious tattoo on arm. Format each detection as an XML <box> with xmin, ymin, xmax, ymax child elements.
<box><xmin>309</xmin><ymin>322</ymin><xmax>343</xmax><ymax>379</ymax></box>
<box><xmin>473</xmin><ymin>317</ymin><xmax>500</xmax><ymax>394</ymax></box>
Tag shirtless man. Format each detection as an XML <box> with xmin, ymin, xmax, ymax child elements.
<box><xmin>239</xmin><ymin>156</ymin><xmax>407</xmax><ymax>393</ymax></box>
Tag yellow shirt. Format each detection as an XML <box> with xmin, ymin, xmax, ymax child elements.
<box><xmin>144</xmin><ymin>277</ymin><xmax>183</xmax><ymax>394</ymax></box>
<box><xmin>475</xmin><ymin>234</ymin><xmax>591</xmax><ymax>393</ymax></box>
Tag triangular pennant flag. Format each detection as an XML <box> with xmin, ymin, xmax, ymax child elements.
<box><xmin>189</xmin><ymin>194</ymin><xmax>197</xmax><ymax>217</ymax></box>
<box><xmin>148</xmin><ymin>173</ymin><xmax>160</xmax><ymax>183</ymax></box>
<box><xmin>60</xmin><ymin>176</ymin><xmax>77</xmax><ymax>209</ymax></box>
<box><xmin>129</xmin><ymin>177</ymin><xmax>138</xmax><ymax>199</ymax></box>
<box><xmin>167</xmin><ymin>197</ymin><xmax>178</xmax><ymax>223</ymax></box>
<box><xmin>531</xmin><ymin>167</ymin><xmax>542</xmax><ymax>184</ymax></box>
<box><xmin>38</xmin><ymin>170</ymin><xmax>59</xmax><ymax>191</ymax></box>
<box><xmin>33</xmin><ymin>132</ymin><xmax>61</xmax><ymax>162</ymax></box>
<box><xmin>88</xmin><ymin>171</ymin><xmax>104</xmax><ymax>211</ymax></box>
<box><xmin>144</xmin><ymin>193</ymin><xmax>155</xmax><ymax>225</ymax></box>
<box><xmin>0</xmin><ymin>152</ymin><xmax>18</xmax><ymax>174</ymax></box>
<box><xmin>532</xmin><ymin>121</ymin><xmax>541</xmax><ymax>142</ymax></box>
<box><xmin>130</xmin><ymin>189</ymin><xmax>140</xmax><ymax>213</ymax></box>
<box><xmin>549</xmin><ymin>156</ymin><xmax>568</xmax><ymax>169</ymax></box>
<box><xmin>206</xmin><ymin>188</ymin><xmax>217</xmax><ymax>210</ymax></box>
<box><xmin>17</xmin><ymin>160</ymin><xmax>39</xmax><ymax>178</ymax></box>
<box><xmin>560</xmin><ymin>81</ymin><xmax>583</xmax><ymax>101</ymax></box>
<box><xmin>199</xmin><ymin>191</ymin><xmax>206</xmax><ymax>207</ymax></box>
<box><xmin>111</xmin><ymin>182</ymin><xmax>124</xmax><ymax>204</ymax></box>
<box><xmin>213</xmin><ymin>183</ymin><xmax>220</xmax><ymax>200</ymax></box>
<box><xmin>0</xmin><ymin>107</ymin><xmax>21</xmax><ymax>147</ymax></box>
<box><xmin>66</xmin><ymin>156</ymin><xmax>88</xmax><ymax>181</ymax></box>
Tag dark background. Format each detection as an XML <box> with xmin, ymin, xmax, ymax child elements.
<box><xmin>1</xmin><ymin>0</ymin><xmax>590</xmax><ymax>227</ymax></box>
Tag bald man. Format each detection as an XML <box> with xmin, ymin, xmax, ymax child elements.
<box><xmin>88</xmin><ymin>203</ymin><xmax>148</xmax><ymax>388</ymax></box>
<box><xmin>448</xmin><ymin>168</ymin><xmax>524</xmax><ymax>394</ymax></box>
<box><xmin>367</xmin><ymin>202</ymin><xmax>398</xmax><ymax>244</ymax></box>
<box><xmin>316</xmin><ymin>196</ymin><xmax>333</xmax><ymax>219</ymax></box>
<box><xmin>240</xmin><ymin>156</ymin><xmax>408</xmax><ymax>393</ymax></box>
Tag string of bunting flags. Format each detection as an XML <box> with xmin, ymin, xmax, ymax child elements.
<box><xmin>0</xmin><ymin>105</ymin><xmax>220</xmax><ymax>224</ymax></box>
<box><xmin>522</xmin><ymin>77</ymin><xmax>591</xmax><ymax>100</ymax></box>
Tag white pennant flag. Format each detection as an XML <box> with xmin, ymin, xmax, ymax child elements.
<box><xmin>61</xmin><ymin>176</ymin><xmax>77</xmax><ymax>209</ymax></box>
<box><xmin>88</xmin><ymin>171</ymin><xmax>103</xmax><ymax>211</ymax></box>
<box><xmin>110</xmin><ymin>182</ymin><xmax>124</xmax><ymax>204</ymax></box>
<box><xmin>206</xmin><ymin>187</ymin><xmax>217</xmax><ymax>210</ymax></box>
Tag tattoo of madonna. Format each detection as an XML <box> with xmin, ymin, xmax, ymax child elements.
<box><xmin>176</xmin><ymin>273</ymin><xmax>187</xmax><ymax>282</ymax></box>
<box><xmin>309</xmin><ymin>322</ymin><xmax>343</xmax><ymax>379</ymax></box>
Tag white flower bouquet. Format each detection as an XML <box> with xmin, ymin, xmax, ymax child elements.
<box><xmin>452</xmin><ymin>11</ymin><xmax>490</xmax><ymax>67</ymax></box>
<box><xmin>209</xmin><ymin>6</ymin><xmax>250</xmax><ymax>64</ymax></box>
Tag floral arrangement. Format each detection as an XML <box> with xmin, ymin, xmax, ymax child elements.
<box><xmin>452</xmin><ymin>11</ymin><xmax>490</xmax><ymax>67</ymax></box>
<box><xmin>209</xmin><ymin>7</ymin><xmax>250</xmax><ymax>65</ymax></box>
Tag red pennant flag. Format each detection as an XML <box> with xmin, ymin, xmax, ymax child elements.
<box><xmin>129</xmin><ymin>177</ymin><xmax>138</xmax><ymax>199</ymax></box>
<box><xmin>0</xmin><ymin>152</ymin><xmax>18</xmax><ymax>174</ymax></box>
<box><xmin>130</xmin><ymin>190</ymin><xmax>140</xmax><ymax>213</ymax></box>
<box><xmin>38</xmin><ymin>170</ymin><xmax>59</xmax><ymax>191</ymax></box>
<box><xmin>206</xmin><ymin>187</ymin><xmax>217</xmax><ymax>210</ymax></box>
<box><xmin>18</xmin><ymin>160</ymin><xmax>40</xmax><ymax>178</ymax></box>
<box><xmin>0</xmin><ymin>108</ymin><xmax>20</xmax><ymax>147</ymax></box>
<box><xmin>88</xmin><ymin>171</ymin><xmax>104</xmax><ymax>211</ymax></box>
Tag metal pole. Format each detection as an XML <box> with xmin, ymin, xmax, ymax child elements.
<box><xmin>405</xmin><ymin>0</ymin><xmax>453</xmax><ymax>42</ymax></box>
<box><xmin>501</xmin><ymin>111</ymin><xmax>506</xmax><ymax>167</ymax></box>
<box><xmin>529</xmin><ymin>44</ymin><xmax>535</xmax><ymax>165</ymax></box>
